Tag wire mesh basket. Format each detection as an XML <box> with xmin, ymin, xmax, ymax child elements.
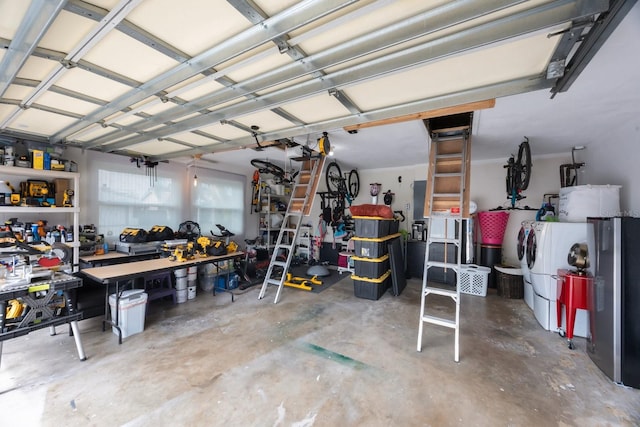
<box><xmin>477</xmin><ymin>211</ymin><xmax>510</xmax><ymax>245</ymax></box>
<box><xmin>459</xmin><ymin>264</ymin><xmax>491</xmax><ymax>297</ymax></box>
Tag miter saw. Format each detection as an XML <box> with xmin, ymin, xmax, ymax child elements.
<box><xmin>0</xmin><ymin>229</ymin><xmax>71</xmax><ymax>268</ymax></box>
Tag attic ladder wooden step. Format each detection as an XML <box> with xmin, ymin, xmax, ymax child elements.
<box><xmin>417</xmin><ymin>113</ymin><xmax>472</xmax><ymax>363</ymax></box>
<box><xmin>258</xmin><ymin>155</ymin><xmax>325</xmax><ymax>303</ymax></box>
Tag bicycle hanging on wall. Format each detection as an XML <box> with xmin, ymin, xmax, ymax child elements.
<box><xmin>324</xmin><ymin>160</ymin><xmax>360</xmax><ymax>222</ymax></box>
<box><xmin>249</xmin><ymin>158</ymin><xmax>299</xmax><ymax>214</ymax></box>
<box><xmin>503</xmin><ymin>137</ymin><xmax>532</xmax><ymax>209</ymax></box>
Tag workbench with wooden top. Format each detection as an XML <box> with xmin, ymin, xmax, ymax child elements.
<box><xmin>80</xmin><ymin>252</ymin><xmax>243</xmax><ymax>343</ymax></box>
<box><xmin>79</xmin><ymin>251</ymin><xmax>160</xmax><ymax>268</ymax></box>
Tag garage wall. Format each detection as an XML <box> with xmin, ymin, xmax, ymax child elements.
<box><xmin>304</xmin><ymin>153</ymin><xmax>569</xmax><ymax>266</ymax></box>
<box><xmin>469</xmin><ymin>153</ymin><xmax>570</xmax><ymax>266</ymax></box>
<box><xmin>581</xmin><ymin>123</ymin><xmax>640</xmax><ymax>216</ymax></box>
<box><xmin>66</xmin><ymin>147</ymin><xmax>255</xmax><ymax>243</ymax></box>
<box><xmin>553</xmin><ymin>3</ymin><xmax>640</xmax><ymax>216</ymax></box>
<box><xmin>62</xmin><ymin>140</ymin><xmax>636</xmax><ymax>257</ymax></box>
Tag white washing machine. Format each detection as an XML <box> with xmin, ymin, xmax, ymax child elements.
<box><xmin>517</xmin><ymin>220</ymin><xmax>535</xmax><ymax>310</ymax></box>
<box><xmin>527</xmin><ymin>221</ymin><xmax>590</xmax><ymax>336</ymax></box>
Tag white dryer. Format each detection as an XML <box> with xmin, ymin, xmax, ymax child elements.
<box><xmin>527</xmin><ymin>221</ymin><xmax>589</xmax><ymax>336</ymax></box>
<box><xmin>517</xmin><ymin>220</ymin><xmax>535</xmax><ymax>310</ymax></box>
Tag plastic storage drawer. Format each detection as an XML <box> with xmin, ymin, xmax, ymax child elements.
<box><xmin>389</xmin><ymin>219</ymin><xmax>400</xmax><ymax>235</ymax></box>
<box><xmin>352</xmin><ymin>254</ymin><xmax>390</xmax><ymax>279</ymax></box>
<box><xmin>352</xmin><ymin>233</ymin><xmax>401</xmax><ymax>258</ymax></box>
<box><xmin>352</xmin><ymin>270</ymin><xmax>391</xmax><ymax>300</ymax></box>
<box><xmin>354</xmin><ymin>216</ymin><xmax>392</xmax><ymax>238</ymax></box>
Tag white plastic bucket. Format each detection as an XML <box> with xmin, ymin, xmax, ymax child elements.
<box><xmin>187</xmin><ymin>266</ymin><xmax>197</xmax><ymax>274</ymax></box>
<box><xmin>175</xmin><ymin>277</ymin><xmax>188</xmax><ymax>290</ymax></box>
<box><xmin>174</xmin><ymin>268</ymin><xmax>187</xmax><ymax>278</ymax></box>
<box><xmin>187</xmin><ymin>272</ymin><xmax>197</xmax><ymax>282</ymax></box>
<box><xmin>176</xmin><ymin>289</ymin><xmax>188</xmax><ymax>303</ymax></box>
<box><xmin>187</xmin><ymin>286</ymin><xmax>196</xmax><ymax>300</ymax></box>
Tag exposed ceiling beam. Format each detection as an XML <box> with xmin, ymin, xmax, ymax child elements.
<box><xmin>0</xmin><ymin>97</ymin><xmax>85</xmax><ymax>120</ymax></box>
<box><xmin>101</xmin><ymin>0</ymin><xmax>607</xmax><ymax>153</ymax></box>
<box><xmin>64</xmin><ymin>0</ymin><xmax>229</xmax><ymax>124</ymax></box>
<box><xmin>0</xmin><ymin>0</ymin><xmax>143</xmax><ymax>130</ymax></box>
<box><xmin>329</xmin><ymin>88</ymin><xmax>362</xmax><ymax>115</ymax></box>
<box><xmin>12</xmin><ymin>76</ymin><xmax>108</xmax><ymax>105</ymax></box>
<box><xmin>51</xmin><ymin>0</ymin><xmax>359</xmax><ymax>142</ymax></box>
<box><xmin>152</xmin><ymin>76</ymin><xmax>552</xmax><ymax>161</ymax></box>
<box><xmin>64</xmin><ymin>0</ymin><xmax>191</xmax><ymax>63</ymax></box>
<box><xmin>83</xmin><ymin>0</ymin><xmax>525</xmax><ymax>147</ymax></box>
<box><xmin>227</xmin><ymin>0</ymin><xmax>290</xmax><ymax>53</ymax></box>
<box><xmin>90</xmin><ymin>1</ymin><xmax>397</xmax><ymax>133</ymax></box>
<box><xmin>0</xmin><ymin>0</ymin><xmax>67</xmax><ymax>98</ymax></box>
<box><xmin>343</xmin><ymin>99</ymin><xmax>496</xmax><ymax>132</ymax></box>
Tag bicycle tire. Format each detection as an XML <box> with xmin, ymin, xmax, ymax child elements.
<box><xmin>325</xmin><ymin>161</ymin><xmax>342</xmax><ymax>194</ymax></box>
<box><xmin>505</xmin><ymin>157</ymin><xmax>516</xmax><ymax>195</ymax></box>
<box><xmin>347</xmin><ymin>169</ymin><xmax>360</xmax><ymax>199</ymax></box>
<box><xmin>251</xmin><ymin>159</ymin><xmax>285</xmax><ymax>179</ymax></box>
<box><xmin>516</xmin><ymin>140</ymin><xmax>532</xmax><ymax>191</ymax></box>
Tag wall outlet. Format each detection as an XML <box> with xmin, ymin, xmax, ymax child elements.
<box><xmin>405</xmin><ymin>203</ymin><xmax>410</xmax><ymax>212</ymax></box>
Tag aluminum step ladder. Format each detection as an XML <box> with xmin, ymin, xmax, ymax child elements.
<box><xmin>417</xmin><ymin>114</ymin><xmax>472</xmax><ymax>362</ymax></box>
<box><xmin>258</xmin><ymin>155</ymin><xmax>325</xmax><ymax>303</ymax></box>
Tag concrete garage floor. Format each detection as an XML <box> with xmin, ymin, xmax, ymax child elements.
<box><xmin>1</xmin><ymin>276</ymin><xmax>638</xmax><ymax>426</ymax></box>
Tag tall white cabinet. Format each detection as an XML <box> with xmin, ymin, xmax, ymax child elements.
<box><xmin>0</xmin><ymin>165</ymin><xmax>80</xmax><ymax>271</ymax></box>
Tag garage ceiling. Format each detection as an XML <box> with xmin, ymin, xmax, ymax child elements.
<box><xmin>0</xmin><ymin>0</ymin><xmax>635</xmax><ymax>170</ymax></box>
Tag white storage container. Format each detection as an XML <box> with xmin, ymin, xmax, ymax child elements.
<box><xmin>558</xmin><ymin>185</ymin><xmax>621</xmax><ymax>222</ymax></box>
<box><xmin>108</xmin><ymin>289</ymin><xmax>147</xmax><ymax>338</ymax></box>
<box><xmin>459</xmin><ymin>264</ymin><xmax>491</xmax><ymax>297</ymax></box>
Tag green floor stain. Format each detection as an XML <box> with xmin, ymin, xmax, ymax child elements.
<box><xmin>298</xmin><ymin>341</ymin><xmax>370</xmax><ymax>370</ymax></box>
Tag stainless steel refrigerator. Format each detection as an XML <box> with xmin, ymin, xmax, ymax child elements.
<box><xmin>586</xmin><ymin>217</ymin><xmax>640</xmax><ymax>388</ymax></box>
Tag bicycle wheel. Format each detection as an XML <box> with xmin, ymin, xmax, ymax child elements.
<box><xmin>516</xmin><ymin>140</ymin><xmax>532</xmax><ymax>191</ymax></box>
<box><xmin>347</xmin><ymin>169</ymin><xmax>360</xmax><ymax>199</ymax></box>
<box><xmin>325</xmin><ymin>161</ymin><xmax>342</xmax><ymax>193</ymax></box>
<box><xmin>250</xmin><ymin>159</ymin><xmax>285</xmax><ymax>179</ymax></box>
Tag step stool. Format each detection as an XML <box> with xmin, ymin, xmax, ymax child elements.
<box><xmin>144</xmin><ymin>271</ymin><xmax>176</xmax><ymax>305</ymax></box>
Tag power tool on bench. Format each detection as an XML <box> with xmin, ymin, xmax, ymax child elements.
<box><xmin>169</xmin><ymin>241</ymin><xmax>196</xmax><ymax>262</ymax></box>
<box><xmin>196</xmin><ymin>235</ymin><xmax>226</xmax><ymax>256</ymax></box>
<box><xmin>19</xmin><ymin>180</ymin><xmax>55</xmax><ymax>206</ymax></box>
<box><xmin>1</xmin><ymin>181</ymin><xmax>22</xmax><ymax>205</ymax></box>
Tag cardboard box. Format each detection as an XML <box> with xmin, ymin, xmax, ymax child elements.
<box><xmin>54</xmin><ymin>178</ymin><xmax>71</xmax><ymax>206</ymax></box>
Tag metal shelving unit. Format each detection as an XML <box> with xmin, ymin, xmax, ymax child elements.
<box><xmin>0</xmin><ymin>165</ymin><xmax>80</xmax><ymax>271</ymax></box>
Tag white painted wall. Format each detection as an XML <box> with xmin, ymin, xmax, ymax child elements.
<box><xmin>469</xmin><ymin>153</ymin><xmax>571</xmax><ymax>266</ymax></box>
<box><xmin>303</xmin><ymin>151</ymin><xmax>571</xmax><ymax>266</ymax></box>
<box><xmin>60</xmin><ymin>137</ymin><xmax>639</xmax><ymax>261</ymax></box>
